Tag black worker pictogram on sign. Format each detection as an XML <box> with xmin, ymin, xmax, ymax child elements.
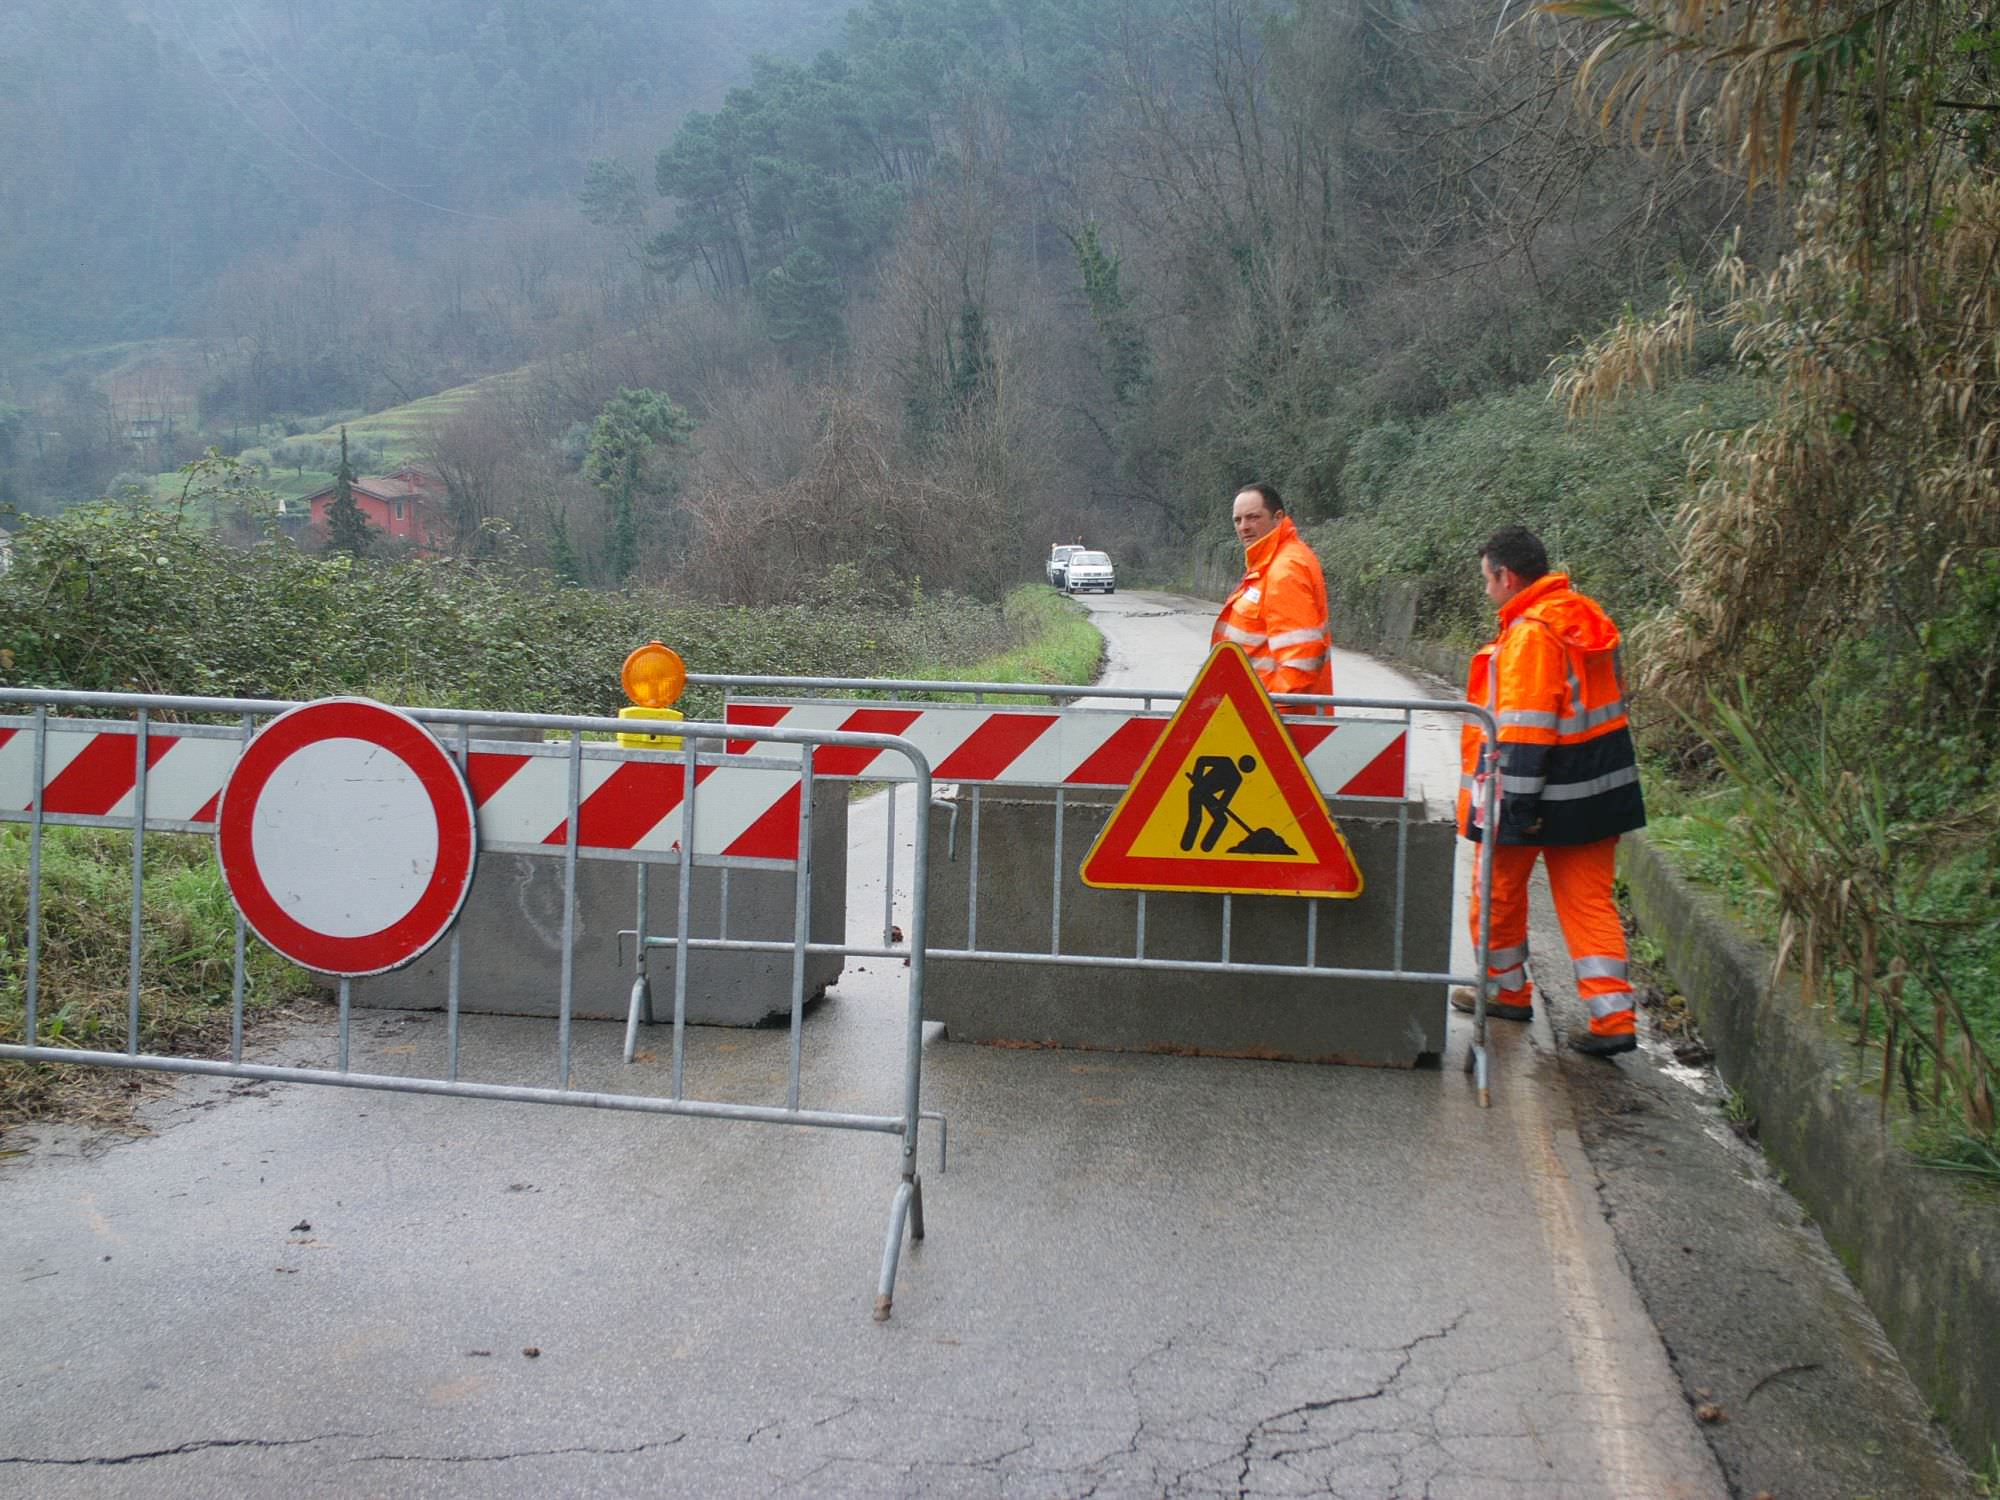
<box><xmin>1079</xmin><ymin>644</ymin><xmax>1363</xmax><ymax>898</ymax></box>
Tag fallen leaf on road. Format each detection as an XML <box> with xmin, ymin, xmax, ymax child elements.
<box><xmin>1695</xmin><ymin>1403</ymin><xmax>1726</xmax><ymax>1423</ymax></box>
<box><xmin>522</xmin><ymin>1346</ymin><xmax>541</xmax><ymax>1359</ymax></box>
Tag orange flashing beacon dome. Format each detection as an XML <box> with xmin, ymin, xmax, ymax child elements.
<box><xmin>617</xmin><ymin>641</ymin><xmax>687</xmax><ymax>749</ymax></box>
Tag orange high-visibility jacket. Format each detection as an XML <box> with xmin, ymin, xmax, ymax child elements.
<box><xmin>1212</xmin><ymin>515</ymin><xmax>1333</xmax><ymax>700</ymax></box>
<box><xmin>1457</xmin><ymin>572</ymin><xmax>1646</xmax><ymax>846</ymax></box>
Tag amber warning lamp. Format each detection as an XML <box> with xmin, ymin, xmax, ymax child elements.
<box><xmin>617</xmin><ymin>640</ymin><xmax>687</xmax><ymax>749</ymax></box>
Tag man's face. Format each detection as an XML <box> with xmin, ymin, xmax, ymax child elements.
<box><xmin>1481</xmin><ymin>556</ymin><xmax>1520</xmax><ymax>608</ymax></box>
<box><xmin>1233</xmin><ymin>491</ymin><xmax>1280</xmax><ymax>547</ymax></box>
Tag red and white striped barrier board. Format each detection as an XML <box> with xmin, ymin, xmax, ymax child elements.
<box><xmin>724</xmin><ymin>700</ymin><xmax>1408</xmax><ymax>799</ymax></box>
<box><xmin>0</xmin><ymin>719</ymin><xmax>807</xmax><ymax>865</ymax></box>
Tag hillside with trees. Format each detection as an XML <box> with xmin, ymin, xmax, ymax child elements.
<box><xmin>4</xmin><ymin>0</ymin><xmax>1759</xmax><ymax>569</ymax></box>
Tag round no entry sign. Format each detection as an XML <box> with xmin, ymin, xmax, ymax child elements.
<box><xmin>218</xmin><ymin>699</ymin><xmax>478</xmax><ymax>976</ymax></box>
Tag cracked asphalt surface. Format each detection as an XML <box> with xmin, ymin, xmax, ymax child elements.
<box><xmin>0</xmin><ymin>589</ymin><xmax>1970</xmax><ymax>1496</ymax></box>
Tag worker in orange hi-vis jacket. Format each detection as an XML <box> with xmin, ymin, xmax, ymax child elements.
<box><xmin>1453</xmin><ymin>524</ymin><xmax>1648</xmax><ymax>1058</ymax></box>
<box><xmin>1212</xmin><ymin>483</ymin><xmax>1334</xmax><ymax>704</ymax></box>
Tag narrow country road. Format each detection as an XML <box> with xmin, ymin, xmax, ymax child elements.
<box><xmin>0</xmin><ymin>589</ymin><xmax>1968</xmax><ymax>1497</ymax></box>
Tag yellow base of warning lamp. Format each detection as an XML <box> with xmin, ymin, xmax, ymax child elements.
<box><xmin>617</xmin><ymin>640</ymin><xmax>688</xmax><ymax>750</ymax></box>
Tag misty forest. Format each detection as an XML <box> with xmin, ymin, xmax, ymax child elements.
<box><xmin>0</xmin><ymin>0</ymin><xmax>1780</xmax><ymax>595</ymax></box>
<box><xmin>2</xmin><ymin>0</ymin><xmax>1996</xmax><ymax>719</ymax></box>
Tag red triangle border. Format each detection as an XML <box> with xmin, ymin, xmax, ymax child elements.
<box><xmin>1079</xmin><ymin>645</ymin><xmax>1363</xmax><ymax>898</ymax></box>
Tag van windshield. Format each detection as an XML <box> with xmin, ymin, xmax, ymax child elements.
<box><xmin>1073</xmin><ymin>552</ymin><xmax>1109</xmax><ymax>566</ymax></box>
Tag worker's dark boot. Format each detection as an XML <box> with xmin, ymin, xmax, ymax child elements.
<box><xmin>1449</xmin><ymin>986</ymin><xmax>1531</xmax><ymax>1023</ymax></box>
<box><xmin>1567</xmin><ymin>1029</ymin><xmax>1638</xmax><ymax>1058</ymax></box>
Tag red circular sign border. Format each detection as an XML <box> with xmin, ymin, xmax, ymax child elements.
<box><xmin>218</xmin><ymin>699</ymin><xmax>477</xmax><ymax>976</ymax></box>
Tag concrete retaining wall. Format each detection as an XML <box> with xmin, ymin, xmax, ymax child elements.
<box><xmin>351</xmin><ymin>781</ymin><xmax>848</xmax><ymax>1027</ymax></box>
<box><xmin>920</xmin><ymin>790</ymin><xmax>1455</xmax><ymax>1065</ymax></box>
<box><xmin>1622</xmin><ymin>834</ymin><xmax>2000</xmax><ymax>1464</ymax></box>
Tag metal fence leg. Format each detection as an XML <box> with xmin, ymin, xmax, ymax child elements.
<box><xmin>623</xmin><ymin>863</ymin><xmax>651</xmax><ymax>1065</ymax></box>
<box><xmin>126</xmin><ymin>710</ymin><xmax>149</xmax><ymax>1055</ymax></box>
<box><xmin>873</xmin><ymin>1175</ymin><xmax>918</xmax><ymax>1322</ymax></box>
<box><xmin>24</xmin><ymin>707</ymin><xmax>47</xmax><ymax>1046</ymax></box>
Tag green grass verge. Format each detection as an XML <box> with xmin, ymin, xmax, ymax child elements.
<box><xmin>847</xmin><ymin>586</ymin><xmax>1105</xmax><ymax>797</ymax></box>
<box><xmin>902</xmin><ymin>585</ymin><xmax>1104</xmax><ymax>702</ymax></box>
<box><xmin>0</xmin><ymin>828</ymin><xmax>319</xmax><ymax>1128</ymax></box>
<box><xmin>1645</xmin><ymin>782</ymin><xmax>2000</xmax><ymax>1184</ymax></box>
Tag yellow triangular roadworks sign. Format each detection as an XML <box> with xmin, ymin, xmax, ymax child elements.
<box><xmin>1079</xmin><ymin>644</ymin><xmax>1363</xmax><ymax>897</ymax></box>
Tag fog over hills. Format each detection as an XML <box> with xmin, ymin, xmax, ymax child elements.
<box><xmin>0</xmin><ymin>0</ymin><xmax>845</xmax><ymax>351</ymax></box>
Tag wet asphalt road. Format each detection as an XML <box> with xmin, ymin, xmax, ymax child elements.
<box><xmin>0</xmin><ymin>588</ymin><xmax>1971</xmax><ymax>1497</ymax></box>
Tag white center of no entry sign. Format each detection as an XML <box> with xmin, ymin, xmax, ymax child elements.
<box><xmin>251</xmin><ymin>738</ymin><xmax>441</xmax><ymax>937</ymax></box>
<box><xmin>219</xmin><ymin>699</ymin><xmax>477</xmax><ymax>976</ymax></box>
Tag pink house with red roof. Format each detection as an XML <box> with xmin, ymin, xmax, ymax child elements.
<box><xmin>302</xmin><ymin>464</ymin><xmax>449</xmax><ymax>552</ymax></box>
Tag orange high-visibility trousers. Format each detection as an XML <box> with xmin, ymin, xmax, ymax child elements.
<box><xmin>1466</xmin><ymin>835</ymin><xmax>1635</xmax><ymax>1037</ymax></box>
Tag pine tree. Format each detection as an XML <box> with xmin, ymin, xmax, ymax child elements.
<box><xmin>549</xmin><ymin>507</ymin><xmax>582</xmax><ymax>586</ymax></box>
<box><xmin>585</xmin><ymin>389</ymin><xmax>692</xmax><ymax>583</ymax></box>
<box><xmin>326</xmin><ymin>428</ymin><xmax>371</xmax><ymax>558</ymax></box>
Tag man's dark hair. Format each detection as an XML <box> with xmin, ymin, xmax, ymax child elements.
<box><xmin>1480</xmin><ymin>525</ymin><xmax>1548</xmax><ymax>582</ymax></box>
<box><xmin>1235</xmin><ymin>483</ymin><xmax>1286</xmax><ymax>514</ymax></box>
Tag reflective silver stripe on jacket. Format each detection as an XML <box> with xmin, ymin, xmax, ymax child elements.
<box><xmin>1538</xmin><ymin>765</ymin><xmax>1641</xmax><ymax>801</ymax></box>
<box><xmin>1268</xmin><ymin>625</ymin><xmax>1330</xmax><ymax>649</ymax></box>
<box><xmin>1248</xmin><ymin>655</ymin><xmax>1277</xmax><ymax>672</ymax></box>
<box><xmin>1500</xmin><ymin>709</ymin><xmax>1558</xmax><ymax>730</ymax></box>
<box><xmin>1500</xmin><ymin>774</ymin><xmax>1545</xmax><ymax>795</ymax></box>
<box><xmin>1558</xmin><ymin>699</ymin><xmax>1627</xmax><ymax>735</ymax></box>
<box><xmin>1218</xmin><ymin>623</ymin><xmax>1267</xmax><ymax>648</ymax></box>
<box><xmin>1573</xmin><ymin>955</ymin><xmax>1629</xmax><ymax>982</ymax></box>
<box><xmin>1279</xmin><ymin>651</ymin><xmax>1328</xmax><ymax>673</ymax></box>
<box><xmin>1587</xmin><ymin>993</ymin><xmax>1634</xmax><ymax>1019</ymax></box>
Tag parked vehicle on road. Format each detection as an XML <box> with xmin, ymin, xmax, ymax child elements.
<box><xmin>1047</xmin><ymin>544</ymin><xmax>1082</xmax><ymax>588</ymax></box>
<box><xmin>1062</xmin><ymin>550</ymin><xmax>1115</xmax><ymax>594</ymax></box>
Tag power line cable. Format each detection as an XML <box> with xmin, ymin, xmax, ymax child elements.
<box><xmin>157</xmin><ymin>0</ymin><xmax>514</xmax><ymax>222</ymax></box>
<box><xmin>216</xmin><ymin>0</ymin><xmax>429</xmax><ymax>153</ymax></box>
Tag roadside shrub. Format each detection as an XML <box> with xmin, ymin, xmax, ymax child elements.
<box><xmin>0</xmin><ymin>504</ymin><xmax>1023</xmax><ymax>721</ymax></box>
<box><xmin>1309</xmin><ymin>371</ymin><xmax>1767</xmax><ymax>643</ymax></box>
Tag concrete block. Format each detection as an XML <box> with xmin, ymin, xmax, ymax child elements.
<box><xmin>920</xmin><ymin>790</ymin><xmax>1452</xmax><ymax>1065</ymax></box>
<box><xmin>351</xmin><ymin>779</ymin><xmax>847</xmax><ymax>1026</ymax></box>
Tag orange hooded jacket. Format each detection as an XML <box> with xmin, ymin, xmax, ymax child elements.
<box><xmin>1212</xmin><ymin>515</ymin><xmax>1333</xmax><ymax>701</ymax></box>
<box><xmin>1457</xmin><ymin>572</ymin><xmax>1646</xmax><ymax>846</ymax></box>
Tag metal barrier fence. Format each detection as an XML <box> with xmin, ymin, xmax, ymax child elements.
<box><xmin>0</xmin><ymin>687</ymin><xmax>941</xmax><ymax>1319</ymax></box>
<box><xmin>678</xmin><ymin>672</ymin><xmax>1504</xmax><ymax>1103</ymax></box>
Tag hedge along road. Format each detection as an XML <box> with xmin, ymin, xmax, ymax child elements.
<box><xmin>0</xmin><ymin>589</ymin><xmax>1727</xmax><ymax>1498</ymax></box>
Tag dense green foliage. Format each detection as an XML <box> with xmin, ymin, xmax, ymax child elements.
<box><xmin>0</xmin><ymin>505</ymin><xmax>1022</xmax><ymax>722</ymax></box>
<box><xmin>1298</xmin><ymin>371</ymin><xmax>1767</xmax><ymax>644</ymax></box>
